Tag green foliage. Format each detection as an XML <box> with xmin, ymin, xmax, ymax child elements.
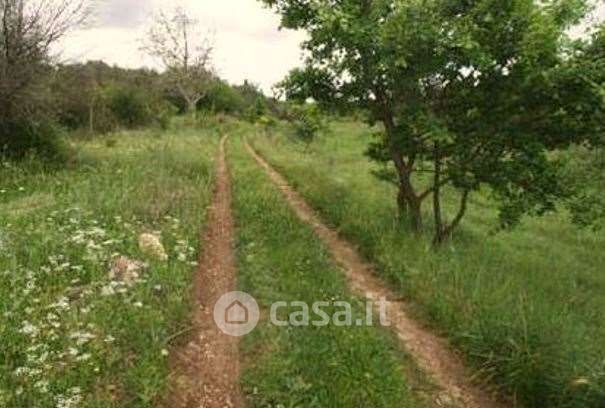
<box><xmin>245</xmin><ymin>96</ymin><xmax>268</xmax><ymax>123</ymax></box>
<box><xmin>0</xmin><ymin>127</ymin><xmax>218</xmax><ymax>406</ymax></box>
<box><xmin>266</xmin><ymin>0</ymin><xmax>605</xmax><ymax>243</ymax></box>
<box><xmin>251</xmin><ymin>123</ymin><xmax>605</xmax><ymax>408</ymax></box>
<box><xmin>155</xmin><ymin>101</ymin><xmax>178</xmax><ymax>131</ymax></box>
<box><xmin>51</xmin><ymin>61</ymin><xmax>167</xmax><ymax>133</ymax></box>
<box><xmin>562</xmin><ymin>145</ymin><xmax>605</xmax><ymax>230</ymax></box>
<box><xmin>256</xmin><ymin>114</ymin><xmax>277</xmax><ymax>137</ymax></box>
<box><xmin>0</xmin><ymin>119</ymin><xmax>68</xmax><ymax>163</ymax></box>
<box><xmin>286</xmin><ymin>103</ymin><xmax>327</xmax><ymax>146</ymax></box>
<box><xmin>229</xmin><ymin>135</ymin><xmax>430</xmax><ymax>407</ymax></box>
<box><xmin>199</xmin><ymin>80</ymin><xmax>246</xmax><ymax>114</ymax></box>
<box><xmin>106</xmin><ymin>86</ymin><xmax>151</xmax><ymax>128</ymax></box>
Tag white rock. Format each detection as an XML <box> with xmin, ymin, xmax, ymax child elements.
<box><xmin>138</xmin><ymin>233</ymin><xmax>168</xmax><ymax>261</ymax></box>
<box><xmin>109</xmin><ymin>256</ymin><xmax>147</xmax><ymax>285</ymax></box>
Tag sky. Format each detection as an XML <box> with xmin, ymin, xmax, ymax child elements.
<box><xmin>57</xmin><ymin>0</ymin><xmax>605</xmax><ymax>94</ymax></box>
<box><xmin>58</xmin><ymin>0</ymin><xmax>307</xmax><ymax>94</ymax></box>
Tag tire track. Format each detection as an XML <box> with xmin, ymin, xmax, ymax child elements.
<box><xmin>167</xmin><ymin>136</ymin><xmax>242</xmax><ymax>408</ymax></box>
<box><xmin>246</xmin><ymin>140</ymin><xmax>511</xmax><ymax>408</ymax></box>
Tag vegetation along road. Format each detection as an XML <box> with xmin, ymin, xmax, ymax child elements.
<box><xmin>2</xmin><ymin>0</ymin><xmax>604</xmax><ymax>407</ymax></box>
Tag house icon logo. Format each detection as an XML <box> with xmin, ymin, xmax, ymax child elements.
<box><xmin>225</xmin><ymin>300</ymin><xmax>249</xmax><ymax>325</ymax></box>
<box><xmin>214</xmin><ymin>291</ymin><xmax>260</xmax><ymax>337</ymax></box>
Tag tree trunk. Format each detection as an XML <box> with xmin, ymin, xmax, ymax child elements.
<box><xmin>397</xmin><ymin>185</ymin><xmax>409</xmax><ymax>218</ymax></box>
<box><xmin>408</xmin><ymin>196</ymin><xmax>423</xmax><ymax>232</ymax></box>
<box><xmin>381</xmin><ymin>109</ymin><xmax>423</xmax><ymax>232</ymax></box>
<box><xmin>187</xmin><ymin>100</ymin><xmax>197</xmax><ymax>117</ymax></box>
<box><xmin>433</xmin><ymin>189</ymin><xmax>470</xmax><ymax>246</ymax></box>
<box><xmin>433</xmin><ymin>145</ymin><xmax>444</xmax><ymax>243</ymax></box>
<box><xmin>394</xmin><ymin>172</ymin><xmax>423</xmax><ymax>232</ymax></box>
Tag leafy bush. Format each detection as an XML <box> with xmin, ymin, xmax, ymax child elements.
<box><xmin>199</xmin><ymin>81</ymin><xmax>246</xmax><ymax>115</ymax></box>
<box><xmin>0</xmin><ymin>118</ymin><xmax>68</xmax><ymax>162</ymax></box>
<box><xmin>153</xmin><ymin>101</ymin><xmax>178</xmax><ymax>130</ymax></box>
<box><xmin>287</xmin><ymin>103</ymin><xmax>327</xmax><ymax>146</ymax></box>
<box><xmin>562</xmin><ymin>145</ymin><xmax>605</xmax><ymax>230</ymax></box>
<box><xmin>245</xmin><ymin>97</ymin><xmax>267</xmax><ymax>123</ymax></box>
<box><xmin>107</xmin><ymin>86</ymin><xmax>151</xmax><ymax>128</ymax></box>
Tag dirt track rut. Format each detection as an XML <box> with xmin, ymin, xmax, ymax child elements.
<box><xmin>246</xmin><ymin>140</ymin><xmax>510</xmax><ymax>408</ymax></box>
<box><xmin>167</xmin><ymin>136</ymin><xmax>242</xmax><ymax>408</ymax></box>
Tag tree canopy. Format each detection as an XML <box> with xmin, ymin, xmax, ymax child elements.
<box><xmin>265</xmin><ymin>0</ymin><xmax>605</xmax><ymax>244</ymax></box>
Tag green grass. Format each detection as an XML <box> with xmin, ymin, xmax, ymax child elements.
<box><xmin>251</xmin><ymin>120</ymin><xmax>605</xmax><ymax>408</ymax></box>
<box><xmin>0</xmin><ymin>126</ymin><xmax>219</xmax><ymax>407</ymax></box>
<box><xmin>228</xmin><ymin>134</ymin><xmax>432</xmax><ymax>407</ymax></box>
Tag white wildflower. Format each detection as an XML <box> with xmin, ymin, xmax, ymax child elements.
<box><xmin>34</xmin><ymin>380</ymin><xmax>49</xmax><ymax>393</ymax></box>
<box><xmin>76</xmin><ymin>353</ymin><xmax>91</xmax><ymax>362</ymax></box>
<box><xmin>70</xmin><ymin>331</ymin><xmax>96</xmax><ymax>346</ymax></box>
<box><xmin>101</xmin><ymin>285</ymin><xmax>115</xmax><ymax>296</ymax></box>
<box><xmin>19</xmin><ymin>321</ymin><xmax>39</xmax><ymax>336</ymax></box>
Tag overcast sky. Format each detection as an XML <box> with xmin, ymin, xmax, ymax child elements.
<box><xmin>58</xmin><ymin>0</ymin><xmax>604</xmax><ymax>94</ymax></box>
<box><xmin>58</xmin><ymin>0</ymin><xmax>307</xmax><ymax>94</ymax></box>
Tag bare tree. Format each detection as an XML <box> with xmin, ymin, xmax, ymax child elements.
<box><xmin>0</xmin><ymin>0</ymin><xmax>89</xmax><ymax>119</ymax></box>
<box><xmin>141</xmin><ymin>7</ymin><xmax>214</xmax><ymax>115</ymax></box>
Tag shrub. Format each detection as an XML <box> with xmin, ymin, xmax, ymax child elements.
<box><xmin>287</xmin><ymin>103</ymin><xmax>327</xmax><ymax>146</ymax></box>
<box><xmin>199</xmin><ymin>81</ymin><xmax>246</xmax><ymax>115</ymax></box>
<box><xmin>0</xmin><ymin>118</ymin><xmax>68</xmax><ymax>163</ymax></box>
<box><xmin>153</xmin><ymin>101</ymin><xmax>178</xmax><ymax>130</ymax></box>
<box><xmin>106</xmin><ymin>86</ymin><xmax>151</xmax><ymax>128</ymax></box>
<box><xmin>245</xmin><ymin>97</ymin><xmax>267</xmax><ymax>123</ymax></box>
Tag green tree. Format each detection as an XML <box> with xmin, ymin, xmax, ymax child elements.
<box><xmin>264</xmin><ymin>0</ymin><xmax>605</xmax><ymax>244</ymax></box>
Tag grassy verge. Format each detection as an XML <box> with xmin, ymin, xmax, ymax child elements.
<box><xmin>251</xmin><ymin>121</ymin><xmax>605</xmax><ymax>408</ymax></box>
<box><xmin>0</xmin><ymin>126</ymin><xmax>219</xmax><ymax>407</ymax></box>
<box><xmin>228</xmin><ymin>134</ymin><xmax>432</xmax><ymax>407</ymax></box>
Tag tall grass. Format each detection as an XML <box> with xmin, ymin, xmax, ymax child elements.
<box><xmin>251</xmin><ymin>121</ymin><xmax>605</xmax><ymax>408</ymax></box>
<box><xmin>0</xmin><ymin>127</ymin><xmax>219</xmax><ymax>407</ymax></box>
<box><xmin>229</xmin><ymin>135</ymin><xmax>433</xmax><ymax>407</ymax></box>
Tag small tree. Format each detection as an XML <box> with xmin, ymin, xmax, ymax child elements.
<box><xmin>141</xmin><ymin>7</ymin><xmax>214</xmax><ymax>115</ymax></box>
<box><xmin>0</xmin><ymin>0</ymin><xmax>89</xmax><ymax>115</ymax></box>
<box><xmin>287</xmin><ymin>103</ymin><xmax>326</xmax><ymax>148</ymax></box>
<box><xmin>265</xmin><ymin>0</ymin><xmax>605</xmax><ymax>245</ymax></box>
<box><xmin>0</xmin><ymin>0</ymin><xmax>89</xmax><ymax>159</ymax></box>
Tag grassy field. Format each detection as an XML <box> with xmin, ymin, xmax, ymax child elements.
<box><xmin>228</xmin><ymin>134</ymin><xmax>434</xmax><ymax>407</ymax></box>
<box><xmin>3</xmin><ymin>117</ymin><xmax>603</xmax><ymax>407</ymax></box>
<box><xmin>0</xmin><ymin>126</ymin><xmax>219</xmax><ymax>407</ymax></box>
<box><xmin>251</xmin><ymin>121</ymin><xmax>605</xmax><ymax>408</ymax></box>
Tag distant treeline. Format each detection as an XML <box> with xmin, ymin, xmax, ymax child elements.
<box><xmin>51</xmin><ymin>61</ymin><xmax>275</xmax><ymax>134</ymax></box>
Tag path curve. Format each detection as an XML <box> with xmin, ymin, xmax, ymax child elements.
<box><xmin>167</xmin><ymin>136</ymin><xmax>242</xmax><ymax>408</ymax></box>
<box><xmin>246</xmin><ymin>140</ymin><xmax>511</xmax><ymax>408</ymax></box>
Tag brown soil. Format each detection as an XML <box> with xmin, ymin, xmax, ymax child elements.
<box><xmin>167</xmin><ymin>136</ymin><xmax>242</xmax><ymax>408</ymax></box>
<box><xmin>246</xmin><ymin>141</ymin><xmax>512</xmax><ymax>408</ymax></box>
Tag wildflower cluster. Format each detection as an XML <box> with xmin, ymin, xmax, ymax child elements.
<box><xmin>1</xmin><ymin>207</ymin><xmax>198</xmax><ymax>406</ymax></box>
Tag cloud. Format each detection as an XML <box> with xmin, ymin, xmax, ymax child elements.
<box><xmin>60</xmin><ymin>0</ymin><xmax>605</xmax><ymax>92</ymax></box>
<box><xmin>95</xmin><ymin>0</ymin><xmax>152</xmax><ymax>28</ymax></box>
<box><xmin>57</xmin><ymin>0</ymin><xmax>306</xmax><ymax>93</ymax></box>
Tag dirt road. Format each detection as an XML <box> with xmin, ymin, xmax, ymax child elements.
<box><xmin>167</xmin><ymin>136</ymin><xmax>242</xmax><ymax>408</ymax></box>
<box><xmin>246</xmin><ymin>140</ymin><xmax>510</xmax><ymax>408</ymax></box>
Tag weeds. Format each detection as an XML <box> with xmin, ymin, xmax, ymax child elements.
<box><xmin>251</xmin><ymin>120</ymin><xmax>605</xmax><ymax>407</ymax></box>
<box><xmin>0</xmin><ymin>127</ymin><xmax>218</xmax><ymax>407</ymax></box>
